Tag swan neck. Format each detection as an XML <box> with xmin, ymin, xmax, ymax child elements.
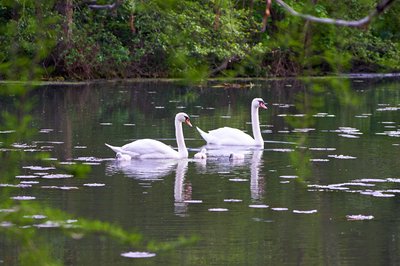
<box><xmin>251</xmin><ymin>106</ymin><xmax>263</xmax><ymax>146</ymax></box>
<box><xmin>175</xmin><ymin>119</ymin><xmax>188</xmax><ymax>158</ymax></box>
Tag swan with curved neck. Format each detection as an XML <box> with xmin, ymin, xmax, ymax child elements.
<box><xmin>196</xmin><ymin>98</ymin><xmax>267</xmax><ymax>147</ymax></box>
<box><xmin>105</xmin><ymin>112</ymin><xmax>192</xmax><ymax>159</ymax></box>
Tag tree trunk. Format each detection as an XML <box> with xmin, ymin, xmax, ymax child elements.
<box><xmin>56</xmin><ymin>0</ymin><xmax>73</xmax><ymax>48</ymax></box>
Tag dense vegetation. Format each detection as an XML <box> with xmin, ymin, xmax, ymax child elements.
<box><xmin>1</xmin><ymin>0</ymin><xmax>400</xmax><ymax>80</ymax></box>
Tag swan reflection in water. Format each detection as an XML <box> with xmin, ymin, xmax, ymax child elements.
<box><xmin>106</xmin><ymin>158</ymin><xmax>178</xmax><ymax>181</ymax></box>
<box><xmin>194</xmin><ymin>147</ymin><xmax>265</xmax><ymax>201</ymax></box>
<box><xmin>174</xmin><ymin>160</ymin><xmax>191</xmax><ymax>216</ymax></box>
<box><xmin>106</xmin><ymin>158</ymin><xmax>192</xmax><ymax>216</ymax></box>
<box><xmin>106</xmin><ymin>148</ymin><xmax>265</xmax><ymax>215</ymax></box>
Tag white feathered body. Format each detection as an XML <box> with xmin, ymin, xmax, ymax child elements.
<box><xmin>197</xmin><ymin>126</ymin><xmax>258</xmax><ymax>146</ymax></box>
<box><xmin>106</xmin><ymin>139</ymin><xmax>182</xmax><ymax>159</ymax></box>
<box><xmin>196</xmin><ymin>98</ymin><xmax>267</xmax><ymax>147</ymax></box>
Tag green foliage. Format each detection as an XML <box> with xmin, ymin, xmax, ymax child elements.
<box><xmin>0</xmin><ymin>1</ymin><xmax>197</xmax><ymax>264</ymax></box>
<box><xmin>1</xmin><ymin>0</ymin><xmax>400</xmax><ymax>79</ymax></box>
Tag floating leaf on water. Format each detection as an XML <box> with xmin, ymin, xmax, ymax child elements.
<box><xmin>42</xmin><ymin>157</ymin><xmax>57</xmax><ymax>161</ymax></box>
<box><xmin>280</xmin><ymin>175</ymin><xmax>298</xmax><ymax>179</ymax></box>
<box><xmin>249</xmin><ymin>204</ymin><xmax>269</xmax><ymax>208</ymax></box>
<box><xmin>0</xmin><ymin>208</ymin><xmax>17</xmax><ymax>213</ymax></box>
<box><xmin>229</xmin><ymin>178</ymin><xmax>248</xmax><ymax>182</ymax></box>
<box><xmin>310</xmin><ymin>159</ymin><xmax>330</xmax><ymax>162</ymax></box>
<box><xmin>271</xmin><ymin>207</ymin><xmax>289</xmax><ymax>211</ymax></box>
<box><xmin>41</xmin><ymin>185</ymin><xmax>78</xmax><ymax>190</ymax></box>
<box><xmin>12</xmin><ymin>143</ymin><xmax>37</xmax><ymax>149</ymax></box>
<box><xmin>59</xmin><ymin>186</ymin><xmax>79</xmax><ymax>190</ymax></box>
<box><xmin>352</xmin><ymin>178</ymin><xmax>386</xmax><ymax>183</ymax></box>
<box><xmin>0</xmin><ymin>184</ymin><xmax>17</xmax><ymax>187</ymax></box>
<box><xmin>23</xmin><ymin>166</ymin><xmax>56</xmax><ymax>171</ymax></box>
<box><xmin>387</xmin><ymin>178</ymin><xmax>400</xmax><ymax>183</ymax></box>
<box><xmin>346</xmin><ymin>214</ymin><xmax>374</xmax><ymax>221</ymax></box>
<box><xmin>261</xmin><ymin>129</ymin><xmax>273</xmax><ymax>134</ymax></box>
<box><xmin>183</xmin><ymin>200</ymin><xmax>203</xmax><ymax>204</ymax></box>
<box><xmin>385</xmin><ymin>189</ymin><xmax>400</xmax><ymax>193</ymax></box>
<box><xmin>15</xmin><ymin>175</ymin><xmax>38</xmax><ymax>179</ymax></box>
<box><xmin>82</xmin><ymin>162</ymin><xmax>101</xmax><ymax>165</ymax></box>
<box><xmin>224</xmin><ymin>199</ymin><xmax>243</xmax><ymax>203</ymax></box>
<box><xmin>376</xmin><ymin>107</ymin><xmax>400</xmax><ymax>111</ymax></box>
<box><xmin>39</xmin><ymin>128</ymin><xmax>53</xmax><ymax>133</ymax></box>
<box><xmin>75</xmin><ymin>157</ymin><xmax>105</xmax><ymax>162</ymax></box>
<box><xmin>59</xmin><ymin>162</ymin><xmax>76</xmax><ymax>165</ymax></box>
<box><xmin>371</xmin><ymin>192</ymin><xmax>396</xmax><ymax>198</ymax></box>
<box><xmin>270</xmin><ymin>148</ymin><xmax>294</xmax><ymax>152</ymax></box>
<box><xmin>338</xmin><ymin>134</ymin><xmax>360</xmax><ymax>139</ymax></box>
<box><xmin>42</xmin><ymin>174</ymin><xmax>73</xmax><ymax>179</ymax></box>
<box><xmin>383</xmin><ymin>131</ymin><xmax>400</xmax><ymax>137</ymax></box>
<box><xmin>308</xmin><ymin>147</ymin><xmax>336</xmax><ymax>151</ymax></box>
<box><xmin>11</xmin><ymin>196</ymin><xmax>36</xmax><ymax>200</ymax></box>
<box><xmin>313</xmin><ymin>113</ymin><xmax>335</xmax><ymax>118</ymax></box>
<box><xmin>293</xmin><ymin>209</ymin><xmax>318</xmax><ymax>214</ymax></box>
<box><xmin>121</xmin><ymin>251</ymin><xmax>156</xmax><ymax>258</ymax></box>
<box><xmin>0</xmin><ymin>222</ymin><xmax>14</xmax><ymax>227</ymax></box>
<box><xmin>34</xmin><ymin>221</ymin><xmax>61</xmax><ymax>228</ymax></box>
<box><xmin>20</xmin><ymin>181</ymin><xmax>39</xmax><ymax>184</ymax></box>
<box><xmin>292</xmin><ymin>128</ymin><xmax>315</xmax><ymax>133</ymax></box>
<box><xmin>328</xmin><ymin>155</ymin><xmax>357</xmax><ymax>159</ymax></box>
<box><xmin>83</xmin><ymin>183</ymin><xmax>106</xmax><ymax>187</ymax></box>
<box><xmin>24</xmin><ymin>215</ymin><xmax>47</xmax><ymax>219</ymax></box>
<box><xmin>208</xmin><ymin>208</ymin><xmax>229</xmax><ymax>212</ymax></box>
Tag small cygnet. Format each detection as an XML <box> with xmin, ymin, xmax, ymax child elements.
<box><xmin>116</xmin><ymin>152</ymin><xmax>131</xmax><ymax>161</ymax></box>
<box><xmin>229</xmin><ymin>153</ymin><xmax>245</xmax><ymax>161</ymax></box>
<box><xmin>194</xmin><ymin>148</ymin><xmax>207</xmax><ymax>159</ymax></box>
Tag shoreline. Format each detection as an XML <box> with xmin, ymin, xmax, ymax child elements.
<box><xmin>1</xmin><ymin>72</ymin><xmax>399</xmax><ymax>86</ymax></box>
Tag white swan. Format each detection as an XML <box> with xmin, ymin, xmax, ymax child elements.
<box><xmin>194</xmin><ymin>148</ymin><xmax>207</xmax><ymax>159</ymax></box>
<box><xmin>116</xmin><ymin>152</ymin><xmax>131</xmax><ymax>161</ymax></box>
<box><xmin>105</xmin><ymin>112</ymin><xmax>192</xmax><ymax>159</ymax></box>
<box><xmin>196</xmin><ymin>98</ymin><xmax>267</xmax><ymax>147</ymax></box>
<box><xmin>229</xmin><ymin>153</ymin><xmax>245</xmax><ymax>161</ymax></box>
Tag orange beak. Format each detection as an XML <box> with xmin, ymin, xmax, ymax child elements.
<box><xmin>185</xmin><ymin>118</ymin><xmax>193</xmax><ymax>127</ymax></box>
<box><xmin>259</xmin><ymin>102</ymin><xmax>268</xmax><ymax>109</ymax></box>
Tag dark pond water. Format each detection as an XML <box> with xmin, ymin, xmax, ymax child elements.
<box><xmin>1</xmin><ymin>77</ymin><xmax>400</xmax><ymax>265</ymax></box>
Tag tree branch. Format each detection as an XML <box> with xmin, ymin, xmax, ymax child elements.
<box><xmin>275</xmin><ymin>0</ymin><xmax>396</xmax><ymax>27</ymax></box>
<box><xmin>87</xmin><ymin>1</ymin><xmax>122</xmax><ymax>10</ymax></box>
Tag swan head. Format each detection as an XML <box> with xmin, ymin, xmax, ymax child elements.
<box><xmin>176</xmin><ymin>112</ymin><xmax>192</xmax><ymax>127</ymax></box>
<box><xmin>252</xmin><ymin>98</ymin><xmax>267</xmax><ymax>110</ymax></box>
<box><xmin>194</xmin><ymin>148</ymin><xmax>207</xmax><ymax>159</ymax></box>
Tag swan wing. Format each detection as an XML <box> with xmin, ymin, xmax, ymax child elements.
<box><xmin>197</xmin><ymin>126</ymin><xmax>255</xmax><ymax>145</ymax></box>
<box><xmin>106</xmin><ymin>139</ymin><xmax>179</xmax><ymax>159</ymax></box>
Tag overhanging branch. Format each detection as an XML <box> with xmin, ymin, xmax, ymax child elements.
<box><xmin>87</xmin><ymin>1</ymin><xmax>122</xmax><ymax>10</ymax></box>
<box><xmin>275</xmin><ymin>0</ymin><xmax>396</xmax><ymax>27</ymax></box>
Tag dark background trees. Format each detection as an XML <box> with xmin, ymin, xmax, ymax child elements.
<box><xmin>1</xmin><ymin>0</ymin><xmax>399</xmax><ymax>80</ymax></box>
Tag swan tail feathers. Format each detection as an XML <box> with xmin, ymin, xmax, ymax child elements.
<box><xmin>105</xmin><ymin>143</ymin><xmax>124</xmax><ymax>154</ymax></box>
<box><xmin>196</xmin><ymin>126</ymin><xmax>216</xmax><ymax>144</ymax></box>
